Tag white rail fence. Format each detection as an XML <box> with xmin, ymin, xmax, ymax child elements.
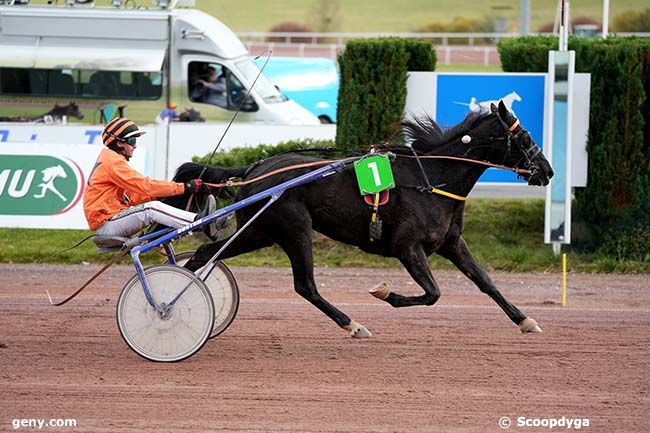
<box><xmin>238</xmin><ymin>31</ymin><xmax>650</xmax><ymax>66</ymax></box>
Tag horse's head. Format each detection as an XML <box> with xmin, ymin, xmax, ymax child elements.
<box><xmin>488</xmin><ymin>101</ymin><xmax>553</xmax><ymax>186</ymax></box>
<box><xmin>179</xmin><ymin>108</ymin><xmax>205</xmax><ymax>122</ymax></box>
<box><xmin>46</xmin><ymin>102</ymin><xmax>83</xmax><ymax>120</ymax></box>
<box><xmin>165</xmin><ymin>162</ymin><xmax>247</xmax><ymax>213</ymax></box>
<box><xmin>42</xmin><ymin>165</ymin><xmax>67</xmax><ymax>181</ymax></box>
<box><xmin>67</xmin><ymin>102</ymin><xmax>84</xmax><ymax>120</ymax></box>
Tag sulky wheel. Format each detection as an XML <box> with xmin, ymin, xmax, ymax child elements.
<box><xmin>116</xmin><ymin>264</ymin><xmax>215</xmax><ymax>362</ymax></box>
<box><xmin>172</xmin><ymin>252</ymin><xmax>240</xmax><ymax>339</ymax></box>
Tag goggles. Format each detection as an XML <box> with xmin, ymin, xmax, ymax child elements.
<box><xmin>106</xmin><ymin>132</ymin><xmax>137</xmax><ymax>147</ymax></box>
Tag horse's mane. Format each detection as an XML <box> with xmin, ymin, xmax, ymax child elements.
<box><xmin>396</xmin><ymin>111</ymin><xmax>490</xmax><ymax>154</ymax></box>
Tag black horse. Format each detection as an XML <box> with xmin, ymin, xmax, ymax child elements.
<box><xmin>0</xmin><ymin>102</ymin><xmax>84</xmax><ymax>123</ymax></box>
<box><xmin>178</xmin><ymin>107</ymin><xmax>205</xmax><ymax>122</ymax></box>
<box><xmin>172</xmin><ymin>101</ymin><xmax>554</xmax><ymax>337</ymax></box>
<box><xmin>41</xmin><ymin>102</ymin><xmax>84</xmax><ymax>122</ymax></box>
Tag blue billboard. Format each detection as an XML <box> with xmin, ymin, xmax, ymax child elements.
<box><xmin>436</xmin><ymin>74</ymin><xmax>546</xmax><ymax>183</ymax></box>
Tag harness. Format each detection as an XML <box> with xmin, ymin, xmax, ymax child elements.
<box><xmin>397</xmin><ymin>115</ymin><xmax>537</xmax><ymax>202</ymax></box>
<box><xmin>54</xmin><ymin>125</ymin><xmax>540</xmax><ymax>302</ymax></box>
<box><xmin>210</xmin><ymin>125</ymin><xmax>537</xmax><ymax>244</ymax></box>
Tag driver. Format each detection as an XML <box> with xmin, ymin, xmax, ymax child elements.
<box><xmin>83</xmin><ymin>117</ymin><xmax>218</xmax><ymax>240</ymax></box>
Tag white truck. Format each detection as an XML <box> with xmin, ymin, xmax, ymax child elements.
<box><xmin>0</xmin><ymin>1</ymin><xmax>333</xmax><ymax>230</ymax></box>
<box><xmin>0</xmin><ymin>1</ymin><xmax>320</xmax><ymax>125</ymax></box>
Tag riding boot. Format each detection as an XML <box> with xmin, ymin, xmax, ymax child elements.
<box><xmin>194</xmin><ymin>195</ymin><xmax>218</xmax><ymax>240</ymax></box>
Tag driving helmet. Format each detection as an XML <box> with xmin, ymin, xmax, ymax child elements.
<box><xmin>102</xmin><ymin>117</ymin><xmax>146</xmax><ymax>147</ymax></box>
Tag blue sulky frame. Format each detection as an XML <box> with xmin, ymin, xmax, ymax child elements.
<box><xmin>128</xmin><ymin>160</ymin><xmax>347</xmax><ymax>312</ymax></box>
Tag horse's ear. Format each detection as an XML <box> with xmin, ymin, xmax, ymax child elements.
<box><xmin>498</xmin><ymin>100</ymin><xmax>509</xmax><ymax>119</ymax></box>
<box><xmin>490</xmin><ymin>103</ymin><xmax>498</xmax><ymax>113</ymax></box>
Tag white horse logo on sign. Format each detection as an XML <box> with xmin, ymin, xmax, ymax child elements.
<box><xmin>34</xmin><ymin>165</ymin><xmax>68</xmax><ymax>201</ymax></box>
<box><xmin>454</xmin><ymin>91</ymin><xmax>522</xmax><ymax>116</ymax></box>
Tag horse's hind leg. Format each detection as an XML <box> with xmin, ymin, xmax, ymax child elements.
<box><xmin>438</xmin><ymin>236</ymin><xmax>541</xmax><ymax>334</ymax></box>
<box><xmin>274</xmin><ymin>223</ymin><xmax>371</xmax><ymax>338</ymax></box>
<box><xmin>373</xmin><ymin>244</ymin><xmax>442</xmax><ymax>308</ymax></box>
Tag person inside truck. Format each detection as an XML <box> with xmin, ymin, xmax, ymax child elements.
<box><xmin>196</xmin><ymin>66</ymin><xmax>227</xmax><ymax>107</ymax></box>
<box><xmin>83</xmin><ymin>117</ymin><xmax>219</xmax><ymax>240</ymax></box>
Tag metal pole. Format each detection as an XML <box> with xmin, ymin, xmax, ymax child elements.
<box><xmin>559</xmin><ymin>0</ymin><xmax>569</xmax><ymax>51</ymax></box>
<box><xmin>602</xmin><ymin>0</ymin><xmax>610</xmax><ymax>39</ymax></box>
<box><xmin>562</xmin><ymin>253</ymin><xmax>568</xmax><ymax>306</ymax></box>
<box><xmin>520</xmin><ymin>0</ymin><xmax>530</xmax><ymax>35</ymax></box>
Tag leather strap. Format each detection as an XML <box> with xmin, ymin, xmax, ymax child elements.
<box><xmin>45</xmin><ymin>248</ymin><xmax>130</xmax><ymax>306</ymax></box>
<box><xmin>430</xmin><ymin>187</ymin><xmax>466</xmax><ymax>201</ymax></box>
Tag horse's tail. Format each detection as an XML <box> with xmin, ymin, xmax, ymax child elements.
<box><xmin>173</xmin><ymin>162</ymin><xmax>249</xmax><ymax>184</ymax></box>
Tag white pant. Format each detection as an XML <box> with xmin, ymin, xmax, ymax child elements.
<box><xmin>96</xmin><ymin>201</ymin><xmax>196</xmax><ymax>238</ymax></box>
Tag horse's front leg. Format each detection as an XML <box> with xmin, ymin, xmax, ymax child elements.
<box><xmin>437</xmin><ymin>236</ymin><xmax>542</xmax><ymax>333</ymax></box>
<box><xmin>371</xmin><ymin>244</ymin><xmax>442</xmax><ymax>307</ymax></box>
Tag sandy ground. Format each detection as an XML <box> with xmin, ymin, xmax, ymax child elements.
<box><xmin>0</xmin><ymin>264</ymin><xmax>649</xmax><ymax>433</ymax></box>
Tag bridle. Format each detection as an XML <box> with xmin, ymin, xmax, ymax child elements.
<box><xmin>384</xmin><ymin>113</ymin><xmax>544</xmax><ymax>201</ymax></box>
<box><xmin>493</xmin><ymin>114</ymin><xmax>542</xmax><ymax>178</ymax></box>
<box><xmin>393</xmin><ymin>114</ymin><xmax>539</xmax><ymax>177</ymax></box>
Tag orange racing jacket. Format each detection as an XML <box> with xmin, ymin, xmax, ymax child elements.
<box><xmin>83</xmin><ymin>148</ymin><xmax>185</xmax><ymax>230</ymax></box>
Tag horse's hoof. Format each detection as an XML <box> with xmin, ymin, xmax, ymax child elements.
<box><xmin>344</xmin><ymin>320</ymin><xmax>372</xmax><ymax>338</ymax></box>
<box><xmin>519</xmin><ymin>317</ymin><xmax>543</xmax><ymax>334</ymax></box>
<box><xmin>369</xmin><ymin>282</ymin><xmax>390</xmax><ymax>300</ymax></box>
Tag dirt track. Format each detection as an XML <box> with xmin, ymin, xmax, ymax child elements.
<box><xmin>1</xmin><ymin>264</ymin><xmax>649</xmax><ymax>433</ymax></box>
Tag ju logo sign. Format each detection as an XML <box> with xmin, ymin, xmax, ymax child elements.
<box><xmin>0</xmin><ymin>155</ymin><xmax>85</xmax><ymax>215</ymax></box>
<box><xmin>354</xmin><ymin>154</ymin><xmax>395</xmax><ymax>195</ymax></box>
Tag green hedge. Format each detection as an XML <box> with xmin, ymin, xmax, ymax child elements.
<box><xmin>335</xmin><ymin>38</ymin><xmax>436</xmax><ymax>150</ymax></box>
<box><xmin>498</xmin><ymin>36</ymin><xmax>650</xmax><ymax>261</ymax></box>
<box><xmin>497</xmin><ymin>36</ymin><xmax>558</xmax><ymax>71</ymax></box>
<box><xmin>403</xmin><ymin>38</ymin><xmax>437</xmax><ymax>71</ymax></box>
<box><xmin>192</xmin><ymin>139</ymin><xmax>334</xmax><ymax>167</ymax></box>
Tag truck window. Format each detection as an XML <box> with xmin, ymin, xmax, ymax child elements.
<box><xmin>0</xmin><ymin>67</ymin><xmax>162</xmax><ymax>100</ymax></box>
<box><xmin>236</xmin><ymin>58</ymin><xmax>286</xmax><ymax>104</ymax></box>
<box><xmin>188</xmin><ymin>61</ymin><xmax>257</xmax><ymax>112</ymax></box>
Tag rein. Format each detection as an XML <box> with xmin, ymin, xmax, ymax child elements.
<box><xmin>46</xmin><ymin>248</ymin><xmax>130</xmax><ymax>306</ymax></box>
<box><xmin>199</xmin><ymin>151</ymin><xmax>530</xmax><ymax>205</ymax></box>
<box><xmin>396</xmin><ymin>154</ymin><xmax>531</xmax><ymax>175</ymax></box>
<box><xmin>388</xmin><ymin>154</ymin><xmax>528</xmax><ymax>202</ymax></box>
<box><xmin>203</xmin><ymin>158</ymin><xmax>354</xmax><ymax>189</ymax></box>
<box><xmin>203</xmin><ymin>153</ymin><xmax>530</xmax><ymax>191</ymax></box>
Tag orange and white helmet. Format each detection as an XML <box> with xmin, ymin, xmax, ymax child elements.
<box><xmin>102</xmin><ymin>117</ymin><xmax>146</xmax><ymax>147</ymax></box>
